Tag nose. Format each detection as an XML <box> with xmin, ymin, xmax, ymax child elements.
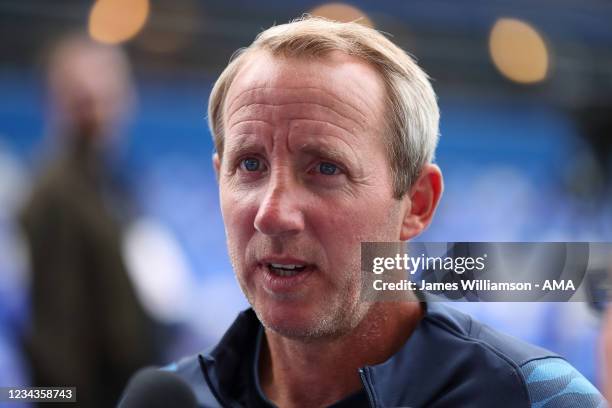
<box><xmin>254</xmin><ymin>176</ymin><xmax>305</xmax><ymax>237</ymax></box>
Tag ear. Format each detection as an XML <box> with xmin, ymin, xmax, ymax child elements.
<box><xmin>213</xmin><ymin>152</ymin><xmax>221</xmax><ymax>181</ymax></box>
<box><xmin>399</xmin><ymin>164</ymin><xmax>444</xmax><ymax>241</ymax></box>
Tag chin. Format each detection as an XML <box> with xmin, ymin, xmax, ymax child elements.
<box><xmin>265</xmin><ymin>321</ymin><xmax>321</xmax><ymax>340</ymax></box>
<box><xmin>261</xmin><ymin>301</ymin><xmax>312</xmax><ymax>330</ymax></box>
<box><xmin>255</xmin><ymin>299</ymin><xmax>360</xmax><ymax>340</ymax></box>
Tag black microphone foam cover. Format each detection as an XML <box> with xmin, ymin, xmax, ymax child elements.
<box><xmin>118</xmin><ymin>367</ymin><xmax>197</xmax><ymax>408</ymax></box>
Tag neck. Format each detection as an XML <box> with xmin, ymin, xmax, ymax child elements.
<box><xmin>259</xmin><ymin>301</ymin><xmax>423</xmax><ymax>408</ymax></box>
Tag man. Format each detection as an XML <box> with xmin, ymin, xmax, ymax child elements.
<box><xmin>163</xmin><ymin>17</ymin><xmax>605</xmax><ymax>407</ymax></box>
<box><xmin>19</xmin><ymin>35</ymin><xmax>160</xmax><ymax>407</ymax></box>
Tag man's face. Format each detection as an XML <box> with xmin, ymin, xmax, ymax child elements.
<box><xmin>217</xmin><ymin>51</ymin><xmax>406</xmax><ymax>339</ymax></box>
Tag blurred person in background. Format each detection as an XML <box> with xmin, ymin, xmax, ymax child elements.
<box><xmin>18</xmin><ymin>34</ymin><xmax>162</xmax><ymax>407</ymax></box>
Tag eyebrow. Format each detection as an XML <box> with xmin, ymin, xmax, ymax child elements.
<box><xmin>223</xmin><ymin>135</ymin><xmax>269</xmax><ymax>162</ymax></box>
<box><xmin>295</xmin><ymin>140</ymin><xmax>355</xmax><ymax>165</ymax></box>
<box><xmin>222</xmin><ymin>135</ymin><xmax>356</xmax><ymax>170</ymax></box>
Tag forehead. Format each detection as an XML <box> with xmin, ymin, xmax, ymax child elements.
<box><xmin>223</xmin><ymin>50</ymin><xmax>387</xmax><ymax>132</ymax></box>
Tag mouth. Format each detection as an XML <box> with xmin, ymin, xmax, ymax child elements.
<box><xmin>257</xmin><ymin>259</ymin><xmax>316</xmax><ymax>293</ymax></box>
<box><xmin>267</xmin><ymin>263</ymin><xmax>307</xmax><ymax>277</ymax></box>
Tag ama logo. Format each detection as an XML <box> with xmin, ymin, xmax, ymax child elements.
<box><xmin>542</xmin><ymin>280</ymin><xmax>576</xmax><ymax>291</ymax></box>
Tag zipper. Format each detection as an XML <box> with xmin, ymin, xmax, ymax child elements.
<box><xmin>359</xmin><ymin>367</ymin><xmax>377</xmax><ymax>408</ymax></box>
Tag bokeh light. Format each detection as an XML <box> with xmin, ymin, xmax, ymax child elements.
<box><xmin>136</xmin><ymin>0</ymin><xmax>200</xmax><ymax>54</ymax></box>
<box><xmin>308</xmin><ymin>3</ymin><xmax>374</xmax><ymax>28</ymax></box>
<box><xmin>89</xmin><ymin>0</ymin><xmax>150</xmax><ymax>45</ymax></box>
<box><xmin>489</xmin><ymin>18</ymin><xmax>550</xmax><ymax>84</ymax></box>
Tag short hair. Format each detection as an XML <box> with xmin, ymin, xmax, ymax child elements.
<box><xmin>208</xmin><ymin>16</ymin><xmax>440</xmax><ymax>198</ymax></box>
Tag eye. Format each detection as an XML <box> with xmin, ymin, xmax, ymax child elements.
<box><xmin>315</xmin><ymin>162</ymin><xmax>341</xmax><ymax>176</ymax></box>
<box><xmin>241</xmin><ymin>157</ymin><xmax>262</xmax><ymax>172</ymax></box>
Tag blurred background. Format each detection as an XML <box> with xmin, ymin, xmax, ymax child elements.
<box><xmin>1</xmin><ymin>0</ymin><xmax>611</xmax><ymax>404</ymax></box>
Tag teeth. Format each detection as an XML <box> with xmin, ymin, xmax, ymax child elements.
<box><xmin>272</xmin><ymin>269</ymin><xmax>300</xmax><ymax>277</ymax></box>
<box><xmin>270</xmin><ymin>263</ymin><xmax>304</xmax><ymax>270</ymax></box>
<box><xmin>268</xmin><ymin>263</ymin><xmax>306</xmax><ymax>277</ymax></box>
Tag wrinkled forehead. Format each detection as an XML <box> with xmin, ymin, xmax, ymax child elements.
<box><xmin>223</xmin><ymin>50</ymin><xmax>387</xmax><ymax>127</ymax></box>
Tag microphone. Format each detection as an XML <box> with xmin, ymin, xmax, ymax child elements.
<box><xmin>118</xmin><ymin>367</ymin><xmax>197</xmax><ymax>408</ymax></box>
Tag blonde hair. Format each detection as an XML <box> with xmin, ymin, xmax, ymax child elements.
<box><xmin>208</xmin><ymin>16</ymin><xmax>439</xmax><ymax>198</ymax></box>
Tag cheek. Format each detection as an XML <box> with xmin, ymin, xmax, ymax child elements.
<box><xmin>315</xmin><ymin>201</ymin><xmax>400</xmax><ymax>299</ymax></box>
<box><xmin>311</xmin><ymin>199</ymin><xmax>397</xmax><ymax>271</ymax></box>
<box><xmin>220</xmin><ymin>188</ymin><xmax>258</xmax><ymax>256</ymax></box>
<box><xmin>314</xmin><ymin>196</ymin><xmax>400</xmax><ymax>242</ymax></box>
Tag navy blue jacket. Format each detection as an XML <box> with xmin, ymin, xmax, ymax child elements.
<box><xmin>165</xmin><ymin>303</ymin><xmax>606</xmax><ymax>407</ymax></box>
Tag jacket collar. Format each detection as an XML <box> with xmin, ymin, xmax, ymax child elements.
<box><xmin>198</xmin><ymin>304</ymin><xmax>436</xmax><ymax>407</ymax></box>
<box><xmin>199</xmin><ymin>309</ymin><xmax>261</xmax><ymax>407</ymax></box>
